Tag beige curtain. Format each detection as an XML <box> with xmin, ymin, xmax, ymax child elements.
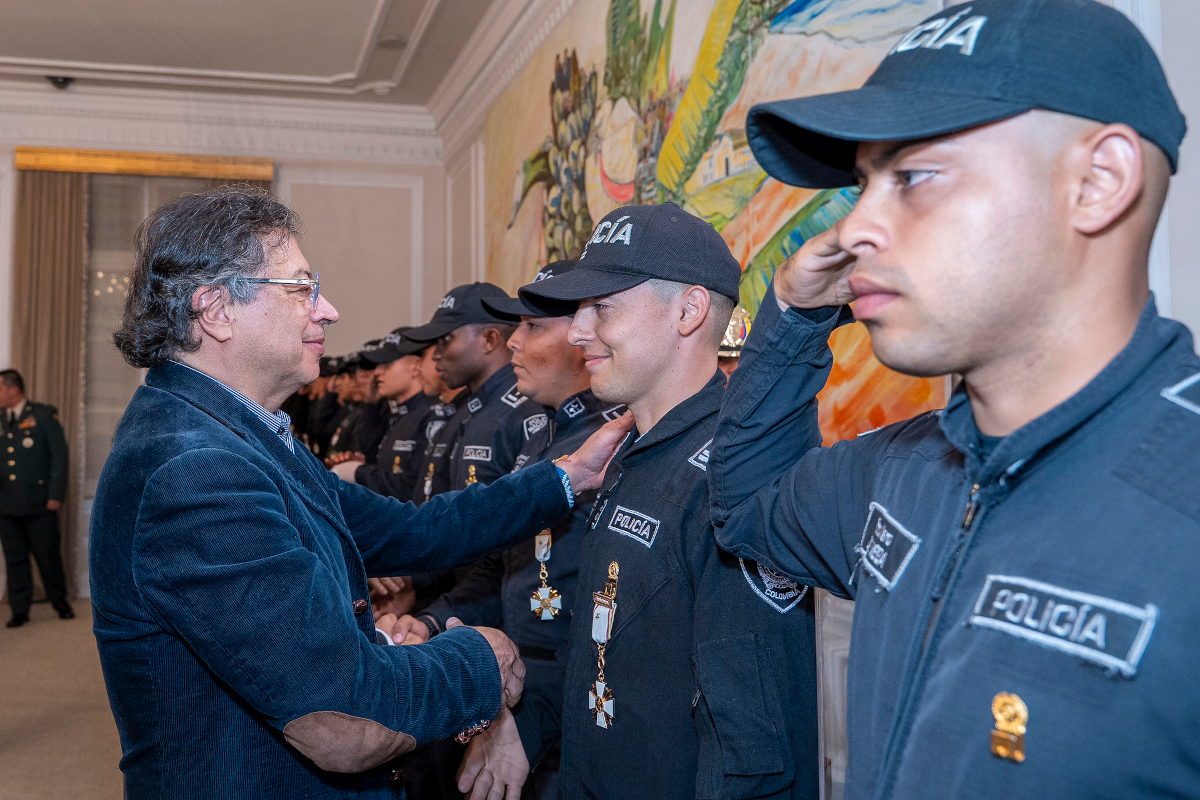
<box><xmin>10</xmin><ymin>170</ymin><xmax>88</xmax><ymax>599</ymax></box>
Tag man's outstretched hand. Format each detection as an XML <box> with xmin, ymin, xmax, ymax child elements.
<box><xmin>557</xmin><ymin>411</ymin><xmax>635</xmax><ymax>493</ymax></box>
<box><xmin>447</xmin><ymin>617</ymin><xmax>525</xmax><ymax>709</ymax></box>
<box><xmin>774</xmin><ymin>219</ymin><xmax>858</xmax><ymax>310</ymax></box>
<box><xmin>456</xmin><ymin>706</ymin><xmax>530</xmax><ymax>800</ymax></box>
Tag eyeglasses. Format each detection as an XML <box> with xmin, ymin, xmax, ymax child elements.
<box><xmin>245</xmin><ymin>273</ymin><xmax>320</xmax><ymax>310</ymax></box>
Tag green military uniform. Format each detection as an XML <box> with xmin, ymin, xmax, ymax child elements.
<box><xmin>1</xmin><ymin>400</ymin><xmax>70</xmax><ymax>621</ymax></box>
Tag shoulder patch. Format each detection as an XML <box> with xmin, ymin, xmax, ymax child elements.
<box><xmin>425</xmin><ymin>419</ymin><xmax>446</xmax><ymax>442</ymax></box>
<box><xmin>1162</xmin><ymin>371</ymin><xmax>1200</xmax><ymax>416</ymax></box>
<box><xmin>855</xmin><ymin>502</ymin><xmax>921</xmax><ymax>591</ymax></box>
<box><xmin>606</xmin><ymin>504</ymin><xmax>660</xmax><ymax>548</ymax></box>
<box><xmin>501</xmin><ymin>383</ymin><xmax>527</xmax><ymax>408</ymax></box>
<box><xmin>968</xmin><ymin>574</ymin><xmax>1158</xmax><ymax>678</ymax></box>
<box><xmin>524</xmin><ymin>414</ymin><xmax>548</xmax><ymax>440</ymax></box>
<box><xmin>467</xmin><ymin>397</ymin><xmax>483</xmax><ymax>414</ymax></box>
<box><xmin>688</xmin><ymin>438</ymin><xmax>712</xmax><ymax>471</ymax></box>
<box><xmin>562</xmin><ymin>397</ymin><xmax>586</xmax><ymax>418</ymax></box>
<box><xmin>740</xmin><ymin>559</ymin><xmax>808</xmax><ymax>613</ymax></box>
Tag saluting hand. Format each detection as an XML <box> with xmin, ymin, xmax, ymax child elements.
<box><xmin>774</xmin><ymin>219</ymin><xmax>858</xmax><ymax>309</ymax></box>
<box><xmin>447</xmin><ymin>617</ymin><xmax>525</xmax><ymax>709</ymax></box>
<box><xmin>556</xmin><ymin>411</ymin><xmax>635</xmax><ymax>493</ymax></box>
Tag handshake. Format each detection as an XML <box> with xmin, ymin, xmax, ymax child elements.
<box><xmin>370</xmin><ymin>578</ymin><xmax>531</xmax><ymax>798</ymax></box>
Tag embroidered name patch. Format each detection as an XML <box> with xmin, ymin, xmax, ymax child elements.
<box><xmin>467</xmin><ymin>397</ymin><xmax>483</xmax><ymax>414</ymax></box>
<box><xmin>462</xmin><ymin>445</ymin><xmax>492</xmax><ymax>462</ymax></box>
<box><xmin>563</xmin><ymin>397</ymin><xmax>586</xmax><ymax>418</ymax></box>
<box><xmin>855</xmin><ymin>502</ymin><xmax>921</xmax><ymax>591</ymax></box>
<box><xmin>688</xmin><ymin>439</ymin><xmax>712</xmax><ymax>472</ymax></box>
<box><xmin>740</xmin><ymin>559</ymin><xmax>807</xmax><ymax>613</ymax></box>
<box><xmin>1162</xmin><ymin>371</ymin><xmax>1200</xmax><ymax>416</ymax></box>
<box><xmin>969</xmin><ymin>575</ymin><xmax>1158</xmax><ymax>677</ymax></box>
<box><xmin>501</xmin><ymin>384</ymin><xmax>527</xmax><ymax>408</ymax></box>
<box><xmin>524</xmin><ymin>414</ymin><xmax>548</xmax><ymax>439</ymax></box>
<box><xmin>607</xmin><ymin>505</ymin><xmax>660</xmax><ymax>548</ymax></box>
<box><xmin>392</xmin><ymin>439</ymin><xmax>415</xmax><ymax>452</ymax></box>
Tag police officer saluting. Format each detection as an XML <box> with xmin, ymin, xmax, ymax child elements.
<box><xmin>0</xmin><ymin>369</ymin><xmax>73</xmax><ymax>626</ymax></box>
<box><xmin>511</xmin><ymin>205</ymin><xmax>819</xmax><ymax>799</ymax></box>
<box><xmin>710</xmin><ymin>2</ymin><xmax>1198</xmax><ymax>798</ymax></box>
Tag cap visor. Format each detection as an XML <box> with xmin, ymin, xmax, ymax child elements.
<box><xmin>361</xmin><ymin>348</ymin><xmax>399</xmax><ymax>365</ymax></box>
<box><xmin>748</xmin><ymin>87</ymin><xmax>1032</xmax><ymax>188</ymax></box>
<box><xmin>403</xmin><ymin>319</ymin><xmax>463</xmax><ymax>342</ymax></box>
<box><xmin>518</xmin><ymin>268</ymin><xmax>648</xmax><ymax>316</ymax></box>
<box><xmin>482</xmin><ymin>296</ymin><xmax>547</xmax><ymax>321</ymax></box>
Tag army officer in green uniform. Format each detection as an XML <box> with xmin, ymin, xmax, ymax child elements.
<box><xmin>0</xmin><ymin>369</ymin><xmax>72</xmax><ymax>627</ymax></box>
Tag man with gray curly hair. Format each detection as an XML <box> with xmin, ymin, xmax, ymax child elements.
<box><xmin>90</xmin><ymin>187</ymin><xmax>631</xmax><ymax>798</ymax></box>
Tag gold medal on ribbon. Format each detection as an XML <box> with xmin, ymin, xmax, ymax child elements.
<box><xmin>392</xmin><ymin>455</ymin><xmax>401</xmax><ymax>474</ymax></box>
<box><xmin>465</xmin><ymin>464</ymin><xmax>478</xmax><ymax>486</ymax></box>
<box><xmin>990</xmin><ymin>692</ymin><xmax>1028</xmax><ymax>763</ymax></box>
<box><xmin>530</xmin><ymin>530</ymin><xmax>561</xmax><ymax>620</ymax></box>
<box><xmin>588</xmin><ymin>562</ymin><xmax>619</xmax><ymax>728</ymax></box>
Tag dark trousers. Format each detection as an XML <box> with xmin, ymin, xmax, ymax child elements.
<box><xmin>0</xmin><ymin>512</ymin><xmax>68</xmax><ymax>616</ymax></box>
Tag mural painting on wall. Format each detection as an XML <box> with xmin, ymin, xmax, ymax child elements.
<box><xmin>487</xmin><ymin>0</ymin><xmax>947</xmax><ymax>443</ymax></box>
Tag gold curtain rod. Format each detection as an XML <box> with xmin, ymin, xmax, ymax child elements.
<box><xmin>14</xmin><ymin>147</ymin><xmax>273</xmax><ymax>181</ymax></box>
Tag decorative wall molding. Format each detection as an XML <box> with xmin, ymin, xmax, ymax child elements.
<box><xmin>275</xmin><ymin>168</ymin><xmax>426</xmax><ymax>326</ymax></box>
<box><xmin>0</xmin><ymin>80</ymin><xmax>442</xmax><ymax>164</ymax></box>
<box><xmin>0</xmin><ymin>0</ymin><xmax>414</xmax><ymax>98</ymax></box>
<box><xmin>429</xmin><ymin>0</ymin><xmax>582</xmax><ymax>158</ymax></box>
<box><xmin>444</xmin><ymin>138</ymin><xmax>487</xmax><ymax>292</ymax></box>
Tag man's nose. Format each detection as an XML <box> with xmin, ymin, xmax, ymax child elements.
<box><xmin>567</xmin><ymin>315</ymin><xmax>593</xmax><ymax>347</ymax></box>
<box><xmin>837</xmin><ymin>188</ymin><xmax>890</xmax><ymax>257</ymax></box>
<box><xmin>313</xmin><ymin>294</ymin><xmax>339</xmax><ymax>324</ymax></box>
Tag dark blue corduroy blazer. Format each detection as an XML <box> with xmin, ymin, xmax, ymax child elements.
<box><xmin>89</xmin><ymin>361</ymin><xmax>569</xmax><ymax>798</ymax></box>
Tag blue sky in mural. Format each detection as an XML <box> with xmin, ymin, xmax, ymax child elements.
<box><xmin>771</xmin><ymin>0</ymin><xmax>935</xmax><ymax>36</ymax></box>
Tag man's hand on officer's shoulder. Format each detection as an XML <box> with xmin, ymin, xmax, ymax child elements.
<box><xmin>456</xmin><ymin>705</ymin><xmax>529</xmax><ymax>800</ymax></box>
<box><xmin>557</xmin><ymin>411</ymin><xmax>635</xmax><ymax>493</ymax></box>
<box><xmin>774</xmin><ymin>219</ymin><xmax>859</xmax><ymax>310</ymax></box>
<box><xmin>447</xmin><ymin>617</ymin><xmax>525</xmax><ymax>710</ymax></box>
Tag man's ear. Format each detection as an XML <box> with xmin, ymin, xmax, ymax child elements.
<box><xmin>677</xmin><ymin>286</ymin><xmax>711</xmax><ymax>339</ymax></box>
<box><xmin>192</xmin><ymin>286</ymin><xmax>235</xmax><ymax>343</ymax></box>
<box><xmin>1070</xmin><ymin>123</ymin><xmax>1145</xmax><ymax>236</ymax></box>
<box><xmin>480</xmin><ymin>327</ymin><xmax>508</xmax><ymax>354</ymax></box>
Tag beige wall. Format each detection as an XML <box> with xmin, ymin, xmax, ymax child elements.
<box><xmin>1162</xmin><ymin>0</ymin><xmax>1200</xmax><ymax>338</ymax></box>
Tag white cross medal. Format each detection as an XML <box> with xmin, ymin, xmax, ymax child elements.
<box><xmin>530</xmin><ymin>530</ymin><xmax>562</xmax><ymax>620</ymax></box>
<box><xmin>589</xmin><ymin>562</ymin><xmax>619</xmax><ymax>728</ymax></box>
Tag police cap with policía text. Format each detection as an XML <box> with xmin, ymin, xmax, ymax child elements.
<box><xmin>746</xmin><ymin>0</ymin><xmax>1187</xmax><ymax>189</ymax></box>
<box><xmin>362</xmin><ymin>327</ymin><xmax>426</xmax><ymax>365</ymax></box>
<box><xmin>482</xmin><ymin>260</ymin><xmax>581</xmax><ymax>320</ymax></box>
<box><xmin>518</xmin><ymin>202</ymin><xmax>741</xmax><ymax>315</ymax></box>
<box><xmin>404</xmin><ymin>282</ymin><xmax>515</xmax><ymax>342</ymax></box>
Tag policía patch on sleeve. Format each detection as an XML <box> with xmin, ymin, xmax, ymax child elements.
<box><xmin>855</xmin><ymin>502</ymin><xmax>921</xmax><ymax>591</ymax></box>
<box><xmin>739</xmin><ymin>559</ymin><xmax>808</xmax><ymax>613</ymax></box>
<box><xmin>968</xmin><ymin>575</ymin><xmax>1158</xmax><ymax>677</ymax></box>
<box><xmin>1162</xmin><ymin>370</ymin><xmax>1200</xmax><ymax>415</ymax></box>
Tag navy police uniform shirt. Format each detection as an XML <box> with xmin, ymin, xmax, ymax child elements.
<box><xmin>710</xmin><ymin>286</ymin><xmax>1200</xmax><ymax>800</ymax></box>
<box><xmin>409</xmin><ymin>393</ymin><xmax>468</xmax><ymax>506</ymax></box>
<box><xmin>355</xmin><ymin>392</ymin><xmax>437</xmax><ymax>500</ymax></box>
<box><xmin>447</xmin><ymin>363</ymin><xmax>548</xmax><ymax>490</ymax></box>
<box><xmin>421</xmin><ymin>390</ymin><xmax>624</xmax><ymax>766</ymax></box>
<box><xmin>559</xmin><ymin>371</ymin><xmax>819</xmax><ymax>800</ymax></box>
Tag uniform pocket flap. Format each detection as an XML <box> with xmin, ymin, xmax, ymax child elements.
<box><xmin>695</xmin><ymin>634</ymin><xmax>790</xmax><ymax>779</ymax></box>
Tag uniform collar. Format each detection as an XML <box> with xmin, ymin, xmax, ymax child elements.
<box><xmin>471</xmin><ymin>363</ymin><xmax>520</xmax><ymax>408</ymax></box>
<box><xmin>553</xmin><ymin>389</ymin><xmax>613</xmax><ymax>433</ymax></box>
<box><xmin>10</xmin><ymin>399</ymin><xmax>26</xmax><ymax>420</ymax></box>
<box><xmin>940</xmin><ymin>296</ymin><xmax>1193</xmax><ymax>484</ymax></box>
<box><xmin>621</xmin><ymin>369</ymin><xmax>725</xmax><ymax>462</ymax></box>
<box><xmin>397</xmin><ymin>391</ymin><xmax>433</xmax><ymax>417</ymax></box>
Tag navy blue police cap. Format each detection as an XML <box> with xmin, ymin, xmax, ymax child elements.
<box><xmin>318</xmin><ymin>356</ymin><xmax>336</xmax><ymax>378</ymax></box>
<box><xmin>747</xmin><ymin>0</ymin><xmax>1187</xmax><ymax>189</ymax></box>
<box><xmin>405</xmin><ymin>282</ymin><xmax>515</xmax><ymax>342</ymax></box>
<box><xmin>362</xmin><ymin>327</ymin><xmax>426</xmax><ymax>365</ymax></box>
<box><xmin>519</xmin><ymin>203</ymin><xmax>740</xmax><ymax>315</ymax></box>
<box><xmin>483</xmin><ymin>261</ymin><xmax>581</xmax><ymax>320</ymax></box>
<box><xmin>357</xmin><ymin>339</ymin><xmax>383</xmax><ymax>368</ymax></box>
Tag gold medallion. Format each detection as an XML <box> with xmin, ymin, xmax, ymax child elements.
<box><xmin>990</xmin><ymin>692</ymin><xmax>1028</xmax><ymax>763</ymax></box>
<box><xmin>423</xmin><ymin>462</ymin><xmax>435</xmax><ymax>500</ymax></box>
<box><xmin>530</xmin><ymin>530</ymin><xmax>561</xmax><ymax>620</ymax></box>
<box><xmin>465</xmin><ymin>464</ymin><xmax>478</xmax><ymax>486</ymax></box>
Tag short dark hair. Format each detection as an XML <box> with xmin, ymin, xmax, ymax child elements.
<box><xmin>114</xmin><ymin>187</ymin><xmax>301</xmax><ymax>368</ymax></box>
<box><xmin>0</xmin><ymin>369</ymin><xmax>24</xmax><ymax>393</ymax></box>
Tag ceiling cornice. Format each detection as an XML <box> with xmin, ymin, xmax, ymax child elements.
<box><xmin>429</xmin><ymin>0</ymin><xmax>581</xmax><ymax>157</ymax></box>
<box><xmin>0</xmin><ymin>0</ymin><xmax>407</xmax><ymax>98</ymax></box>
<box><xmin>0</xmin><ymin>81</ymin><xmax>442</xmax><ymax>164</ymax></box>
